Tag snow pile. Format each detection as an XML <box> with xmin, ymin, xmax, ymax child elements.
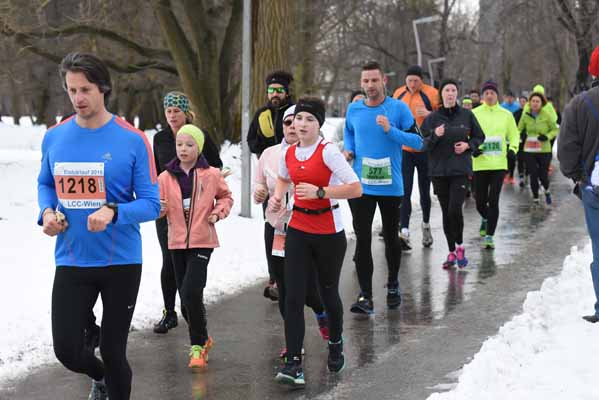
<box><xmin>428</xmin><ymin>243</ymin><xmax>597</xmax><ymax>400</ymax></box>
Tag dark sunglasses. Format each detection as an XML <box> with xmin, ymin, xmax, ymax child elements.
<box><xmin>267</xmin><ymin>87</ymin><xmax>286</xmax><ymax>94</ymax></box>
<box><xmin>283</xmin><ymin>119</ymin><xmax>293</xmax><ymax>126</ymax></box>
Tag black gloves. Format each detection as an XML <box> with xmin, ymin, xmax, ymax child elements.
<box><xmin>538</xmin><ymin>134</ymin><xmax>548</xmax><ymax>142</ymax></box>
<box><xmin>472</xmin><ymin>148</ymin><xmax>482</xmax><ymax>158</ymax></box>
<box><xmin>507</xmin><ymin>149</ymin><xmax>516</xmax><ymax>161</ymax></box>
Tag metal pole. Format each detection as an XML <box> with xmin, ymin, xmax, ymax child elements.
<box><xmin>240</xmin><ymin>0</ymin><xmax>252</xmax><ymax>218</ymax></box>
<box><xmin>413</xmin><ymin>20</ymin><xmax>422</xmax><ymax>67</ymax></box>
<box><xmin>428</xmin><ymin>57</ymin><xmax>445</xmax><ymax>86</ymax></box>
<box><xmin>412</xmin><ymin>16</ymin><xmax>442</xmax><ymax>68</ymax></box>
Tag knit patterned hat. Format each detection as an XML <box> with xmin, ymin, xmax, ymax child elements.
<box><xmin>177</xmin><ymin>124</ymin><xmax>205</xmax><ymax>153</ymax></box>
<box><xmin>163</xmin><ymin>92</ymin><xmax>190</xmax><ymax>113</ymax></box>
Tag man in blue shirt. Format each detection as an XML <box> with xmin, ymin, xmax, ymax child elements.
<box><xmin>343</xmin><ymin>61</ymin><xmax>423</xmax><ymax>314</ymax></box>
<box><xmin>37</xmin><ymin>52</ymin><xmax>160</xmax><ymax>400</ymax></box>
<box><xmin>500</xmin><ymin>90</ymin><xmax>521</xmax><ymax>114</ymax></box>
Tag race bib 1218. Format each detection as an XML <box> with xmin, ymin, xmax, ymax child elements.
<box><xmin>54</xmin><ymin>162</ymin><xmax>106</xmax><ymax>209</ymax></box>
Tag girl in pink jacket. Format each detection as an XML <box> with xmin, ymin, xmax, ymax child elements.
<box><xmin>158</xmin><ymin>124</ymin><xmax>233</xmax><ymax>369</ymax></box>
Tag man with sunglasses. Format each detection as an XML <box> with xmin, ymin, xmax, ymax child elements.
<box><xmin>248</xmin><ymin>70</ymin><xmax>294</xmax><ymax>301</ymax></box>
<box><xmin>247</xmin><ymin>70</ymin><xmax>295</xmax><ymax>158</ymax></box>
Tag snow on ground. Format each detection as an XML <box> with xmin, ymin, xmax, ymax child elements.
<box><xmin>0</xmin><ymin>116</ymin><xmax>356</xmax><ymax>386</ymax></box>
<box><xmin>427</xmin><ymin>243</ymin><xmax>597</xmax><ymax>400</ymax></box>
<box><xmin>3</xmin><ymin>116</ymin><xmax>593</xmax><ymax>398</ymax></box>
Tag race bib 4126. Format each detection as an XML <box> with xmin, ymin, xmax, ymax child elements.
<box><xmin>53</xmin><ymin>162</ymin><xmax>106</xmax><ymax>209</ymax></box>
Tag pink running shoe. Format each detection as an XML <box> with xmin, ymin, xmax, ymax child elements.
<box><xmin>443</xmin><ymin>252</ymin><xmax>457</xmax><ymax>269</ymax></box>
<box><xmin>456</xmin><ymin>245</ymin><xmax>468</xmax><ymax>268</ymax></box>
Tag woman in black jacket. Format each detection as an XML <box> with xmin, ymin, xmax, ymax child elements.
<box><xmin>152</xmin><ymin>91</ymin><xmax>223</xmax><ymax>334</ymax></box>
<box><xmin>421</xmin><ymin>79</ymin><xmax>485</xmax><ymax>269</ymax></box>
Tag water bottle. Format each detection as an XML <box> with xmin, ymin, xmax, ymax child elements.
<box><xmin>591</xmin><ymin>155</ymin><xmax>599</xmax><ymax>186</ymax></box>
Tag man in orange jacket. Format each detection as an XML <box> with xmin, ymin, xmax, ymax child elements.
<box><xmin>392</xmin><ymin>65</ymin><xmax>438</xmax><ymax>250</ymax></box>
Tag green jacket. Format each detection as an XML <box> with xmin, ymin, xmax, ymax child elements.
<box><xmin>472</xmin><ymin>102</ymin><xmax>520</xmax><ymax>171</ymax></box>
<box><xmin>522</xmin><ymin>85</ymin><xmax>558</xmax><ymax>123</ymax></box>
<box><xmin>518</xmin><ymin>108</ymin><xmax>559</xmax><ymax>153</ymax></box>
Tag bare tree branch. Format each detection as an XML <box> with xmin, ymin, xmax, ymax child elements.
<box><xmin>14</xmin><ymin>34</ymin><xmax>178</xmax><ymax>74</ymax></box>
<box><xmin>3</xmin><ymin>23</ymin><xmax>172</xmax><ymax>59</ymax></box>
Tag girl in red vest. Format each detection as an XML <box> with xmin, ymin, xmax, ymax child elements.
<box><xmin>158</xmin><ymin>124</ymin><xmax>233</xmax><ymax>369</ymax></box>
<box><xmin>269</xmin><ymin>97</ymin><xmax>362</xmax><ymax>387</ymax></box>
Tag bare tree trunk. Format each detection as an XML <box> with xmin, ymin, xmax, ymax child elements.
<box><xmin>250</xmin><ymin>0</ymin><xmax>293</xmax><ymax>114</ymax></box>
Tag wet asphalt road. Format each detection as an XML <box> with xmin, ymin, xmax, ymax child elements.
<box><xmin>1</xmin><ymin>169</ymin><xmax>590</xmax><ymax>400</ymax></box>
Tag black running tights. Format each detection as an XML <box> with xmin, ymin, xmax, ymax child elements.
<box><xmin>284</xmin><ymin>227</ymin><xmax>346</xmax><ymax>359</ymax></box>
<box><xmin>473</xmin><ymin>170</ymin><xmax>505</xmax><ymax>236</ymax></box>
<box><xmin>350</xmin><ymin>194</ymin><xmax>402</xmax><ymax>298</ymax></box>
<box><xmin>52</xmin><ymin>265</ymin><xmax>141</xmax><ymax>400</ymax></box>
<box><xmin>432</xmin><ymin>175</ymin><xmax>468</xmax><ymax>252</ymax></box>
<box><xmin>264</xmin><ymin>222</ymin><xmax>324</xmax><ymax>319</ymax></box>
<box><xmin>171</xmin><ymin>248</ymin><xmax>213</xmax><ymax>346</ymax></box>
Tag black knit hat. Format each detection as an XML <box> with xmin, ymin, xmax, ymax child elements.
<box><xmin>406</xmin><ymin>65</ymin><xmax>424</xmax><ymax>79</ymax></box>
<box><xmin>481</xmin><ymin>80</ymin><xmax>499</xmax><ymax>95</ymax></box>
<box><xmin>265</xmin><ymin>70</ymin><xmax>293</xmax><ymax>92</ymax></box>
<box><xmin>439</xmin><ymin>78</ymin><xmax>459</xmax><ymax>94</ymax></box>
<box><xmin>295</xmin><ymin>97</ymin><xmax>326</xmax><ymax>127</ymax></box>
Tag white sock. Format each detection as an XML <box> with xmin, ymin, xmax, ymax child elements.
<box><xmin>401</xmin><ymin>228</ymin><xmax>409</xmax><ymax>236</ymax></box>
<box><xmin>422</xmin><ymin>222</ymin><xmax>430</xmax><ymax>228</ymax></box>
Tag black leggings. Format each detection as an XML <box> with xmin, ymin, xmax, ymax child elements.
<box><xmin>264</xmin><ymin>223</ymin><xmax>324</xmax><ymax>319</ymax></box>
<box><xmin>432</xmin><ymin>175</ymin><xmax>468</xmax><ymax>252</ymax></box>
<box><xmin>401</xmin><ymin>150</ymin><xmax>432</xmax><ymax>228</ymax></box>
<box><xmin>262</xmin><ymin>201</ymin><xmax>275</xmax><ymax>283</ymax></box>
<box><xmin>156</xmin><ymin>218</ymin><xmax>177</xmax><ymax>312</ymax></box>
<box><xmin>350</xmin><ymin>195</ymin><xmax>402</xmax><ymax>298</ymax></box>
<box><xmin>473</xmin><ymin>170</ymin><xmax>505</xmax><ymax>236</ymax></box>
<box><xmin>284</xmin><ymin>227</ymin><xmax>346</xmax><ymax>359</ymax></box>
<box><xmin>52</xmin><ymin>265</ymin><xmax>141</xmax><ymax>400</ymax></box>
<box><xmin>171</xmin><ymin>248</ymin><xmax>213</xmax><ymax>346</ymax></box>
<box><xmin>525</xmin><ymin>152</ymin><xmax>552</xmax><ymax>198</ymax></box>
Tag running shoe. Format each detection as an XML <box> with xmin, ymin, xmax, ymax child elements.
<box><xmin>503</xmin><ymin>174</ymin><xmax>509</xmax><ymax>184</ymax></box>
<box><xmin>422</xmin><ymin>223</ymin><xmax>433</xmax><ymax>247</ymax></box>
<box><xmin>483</xmin><ymin>235</ymin><xmax>495</xmax><ymax>249</ymax></box>
<box><xmin>519</xmin><ymin>175</ymin><xmax>525</xmax><ymax>188</ymax></box>
<box><xmin>327</xmin><ymin>340</ymin><xmax>345</xmax><ymax>373</ymax></box>
<box><xmin>399</xmin><ymin>229</ymin><xmax>412</xmax><ymax>251</ymax></box>
<box><xmin>479</xmin><ymin>219</ymin><xmax>488</xmax><ymax>237</ymax></box>
<box><xmin>532</xmin><ymin>198</ymin><xmax>541</xmax><ymax>207</ymax></box>
<box><xmin>442</xmin><ymin>252</ymin><xmax>456</xmax><ymax>269</ymax></box>
<box><xmin>275</xmin><ymin>356</ymin><xmax>305</xmax><ymax>388</ymax></box>
<box><xmin>153</xmin><ymin>309</ymin><xmax>178</xmax><ymax>334</ymax></box>
<box><xmin>315</xmin><ymin>312</ymin><xmax>329</xmax><ymax>341</ymax></box>
<box><xmin>545</xmin><ymin>191</ymin><xmax>552</xmax><ymax>205</ymax></box>
<box><xmin>456</xmin><ymin>245</ymin><xmax>468</xmax><ymax>268</ymax></box>
<box><xmin>582</xmin><ymin>315</ymin><xmax>599</xmax><ymax>323</ymax></box>
<box><xmin>88</xmin><ymin>380</ymin><xmax>108</xmax><ymax>400</ymax></box>
<box><xmin>350</xmin><ymin>294</ymin><xmax>374</xmax><ymax>315</ymax></box>
<box><xmin>263</xmin><ymin>281</ymin><xmax>279</xmax><ymax>301</ymax></box>
<box><xmin>188</xmin><ymin>337</ymin><xmax>213</xmax><ymax>369</ymax></box>
<box><xmin>508</xmin><ymin>176</ymin><xmax>516</xmax><ymax>185</ymax></box>
<box><xmin>386</xmin><ymin>281</ymin><xmax>402</xmax><ymax>309</ymax></box>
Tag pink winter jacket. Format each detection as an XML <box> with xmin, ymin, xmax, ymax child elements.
<box><xmin>158</xmin><ymin>167</ymin><xmax>233</xmax><ymax>249</ymax></box>
<box><xmin>254</xmin><ymin>142</ymin><xmax>293</xmax><ymax>231</ymax></box>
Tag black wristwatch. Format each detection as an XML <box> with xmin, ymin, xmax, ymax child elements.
<box><xmin>316</xmin><ymin>187</ymin><xmax>326</xmax><ymax>199</ymax></box>
<box><xmin>105</xmin><ymin>202</ymin><xmax>118</xmax><ymax>223</ymax></box>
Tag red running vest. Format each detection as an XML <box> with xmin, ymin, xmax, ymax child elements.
<box><xmin>286</xmin><ymin>141</ymin><xmax>336</xmax><ymax>234</ymax></box>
